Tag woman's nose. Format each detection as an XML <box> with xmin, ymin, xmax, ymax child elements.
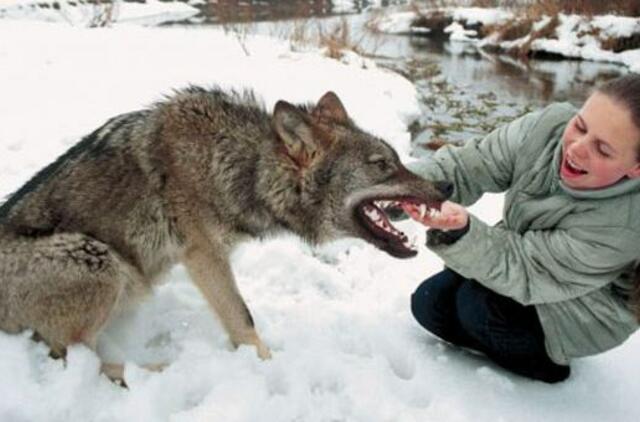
<box><xmin>570</xmin><ymin>136</ymin><xmax>589</xmax><ymax>159</ymax></box>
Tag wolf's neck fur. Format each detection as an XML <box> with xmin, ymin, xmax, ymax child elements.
<box><xmin>153</xmin><ymin>87</ymin><xmax>324</xmax><ymax>245</ymax></box>
<box><xmin>254</xmin><ymin>141</ymin><xmax>325</xmax><ymax>244</ymax></box>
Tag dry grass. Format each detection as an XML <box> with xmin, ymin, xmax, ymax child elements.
<box><xmin>601</xmin><ymin>33</ymin><xmax>640</xmax><ymax>53</ymax></box>
<box><xmin>317</xmin><ymin>18</ymin><xmax>365</xmax><ymax>59</ymax></box>
<box><xmin>477</xmin><ymin>1</ymin><xmax>562</xmax><ymax>57</ymax></box>
<box><xmin>288</xmin><ymin>18</ymin><xmax>313</xmax><ymax>47</ymax></box>
<box><xmin>410</xmin><ymin>0</ymin><xmax>457</xmax><ymax>9</ymax></box>
<box><xmin>481</xmin><ymin>18</ymin><xmax>532</xmax><ymax>41</ymax></box>
<box><xmin>88</xmin><ymin>2</ymin><xmax>115</xmax><ymax>28</ymax></box>
<box><xmin>514</xmin><ymin>14</ymin><xmax>560</xmax><ymax>58</ymax></box>
<box><xmin>57</xmin><ymin>0</ymin><xmax>117</xmax><ymax>27</ymax></box>
<box><xmin>409</xmin><ymin>2</ymin><xmax>454</xmax><ymax>37</ymax></box>
<box><xmin>469</xmin><ymin>0</ymin><xmax>521</xmax><ymax>6</ymax></box>
<box><xmin>410</xmin><ymin>0</ymin><xmax>639</xmax><ymax>16</ymax></box>
<box><xmin>411</xmin><ymin>10</ymin><xmax>452</xmax><ymax>35</ymax></box>
<box><xmin>284</xmin><ymin>17</ymin><xmax>371</xmax><ymax>61</ymax></box>
<box><xmin>543</xmin><ymin>0</ymin><xmax>640</xmax><ymax>17</ymax></box>
<box><xmin>469</xmin><ymin>0</ymin><xmax>640</xmax><ymax>16</ymax></box>
<box><xmin>204</xmin><ymin>1</ymin><xmax>369</xmax><ymax>60</ymax></box>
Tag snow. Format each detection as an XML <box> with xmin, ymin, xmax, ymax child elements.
<box><xmin>372</xmin><ymin>11</ymin><xmax>417</xmax><ymax>35</ymax></box>
<box><xmin>0</xmin><ymin>0</ymin><xmax>199</xmax><ymax>26</ymax></box>
<box><xmin>530</xmin><ymin>14</ymin><xmax>640</xmax><ymax>73</ymax></box>
<box><xmin>451</xmin><ymin>7</ymin><xmax>512</xmax><ymax>26</ymax></box>
<box><xmin>374</xmin><ymin>7</ymin><xmax>512</xmax><ymax>35</ymax></box>
<box><xmin>376</xmin><ymin>6</ymin><xmax>640</xmax><ymax>73</ymax></box>
<box><xmin>593</xmin><ymin>15</ymin><xmax>640</xmax><ymax>38</ymax></box>
<box><xmin>0</xmin><ymin>13</ymin><xmax>640</xmax><ymax>422</ymax></box>
<box><xmin>445</xmin><ymin>21</ymin><xmax>477</xmax><ymax>42</ymax></box>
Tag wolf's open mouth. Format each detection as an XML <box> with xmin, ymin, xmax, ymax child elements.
<box><xmin>356</xmin><ymin>197</ymin><xmax>442</xmax><ymax>258</ymax></box>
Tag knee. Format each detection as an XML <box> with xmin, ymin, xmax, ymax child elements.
<box><xmin>455</xmin><ymin>281</ymin><xmax>491</xmax><ymax>337</ymax></box>
<box><xmin>411</xmin><ymin>280</ymin><xmax>437</xmax><ymax>329</ymax></box>
<box><xmin>410</xmin><ymin>270</ymin><xmax>459</xmax><ymax>331</ymax></box>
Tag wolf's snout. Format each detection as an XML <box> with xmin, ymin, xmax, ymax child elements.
<box><xmin>434</xmin><ymin>181</ymin><xmax>454</xmax><ymax>198</ymax></box>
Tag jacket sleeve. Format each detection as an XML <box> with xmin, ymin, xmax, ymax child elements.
<box><xmin>429</xmin><ymin>214</ymin><xmax>640</xmax><ymax>305</ymax></box>
<box><xmin>406</xmin><ymin>108</ymin><xmax>544</xmax><ymax>206</ymax></box>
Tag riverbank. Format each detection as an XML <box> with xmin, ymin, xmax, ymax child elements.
<box><xmin>0</xmin><ymin>0</ymin><xmax>386</xmax><ymax>26</ymax></box>
<box><xmin>373</xmin><ymin>6</ymin><xmax>640</xmax><ymax>73</ymax></box>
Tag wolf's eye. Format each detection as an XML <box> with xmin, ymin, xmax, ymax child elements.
<box><xmin>368</xmin><ymin>154</ymin><xmax>390</xmax><ymax>172</ymax></box>
<box><xmin>375</xmin><ymin>160</ymin><xmax>389</xmax><ymax>172</ymax></box>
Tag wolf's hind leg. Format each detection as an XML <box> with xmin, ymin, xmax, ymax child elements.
<box><xmin>1</xmin><ymin>233</ymin><xmax>140</xmax><ymax>359</ymax></box>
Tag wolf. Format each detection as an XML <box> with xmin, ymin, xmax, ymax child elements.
<box><xmin>0</xmin><ymin>87</ymin><xmax>451</xmax><ymax>378</ymax></box>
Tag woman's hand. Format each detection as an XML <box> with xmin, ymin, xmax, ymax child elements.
<box><xmin>402</xmin><ymin>200</ymin><xmax>469</xmax><ymax>231</ymax></box>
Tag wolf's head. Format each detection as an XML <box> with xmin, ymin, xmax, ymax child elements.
<box><xmin>268</xmin><ymin>92</ymin><xmax>451</xmax><ymax>258</ymax></box>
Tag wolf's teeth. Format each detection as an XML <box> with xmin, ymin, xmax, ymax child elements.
<box><xmin>364</xmin><ymin>203</ymin><xmax>412</xmax><ymax>243</ymax></box>
<box><xmin>376</xmin><ymin>200</ymin><xmax>396</xmax><ymax>209</ymax></box>
<box><xmin>403</xmin><ymin>234</ymin><xmax>418</xmax><ymax>250</ymax></box>
<box><xmin>419</xmin><ymin>204</ymin><xmax>427</xmax><ymax>219</ymax></box>
<box><xmin>364</xmin><ymin>206</ymin><xmax>382</xmax><ymax>221</ymax></box>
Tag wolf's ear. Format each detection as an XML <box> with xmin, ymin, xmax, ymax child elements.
<box><xmin>312</xmin><ymin>91</ymin><xmax>349</xmax><ymax>124</ymax></box>
<box><xmin>273</xmin><ymin>101</ymin><xmax>325</xmax><ymax>168</ymax></box>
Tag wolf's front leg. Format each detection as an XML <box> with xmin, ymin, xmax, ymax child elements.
<box><xmin>182</xmin><ymin>238</ymin><xmax>271</xmax><ymax>359</ymax></box>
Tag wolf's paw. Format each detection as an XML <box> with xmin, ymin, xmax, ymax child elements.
<box><xmin>256</xmin><ymin>341</ymin><xmax>272</xmax><ymax>360</ymax></box>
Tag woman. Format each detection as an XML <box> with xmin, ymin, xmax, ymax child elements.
<box><xmin>406</xmin><ymin>74</ymin><xmax>640</xmax><ymax>383</ymax></box>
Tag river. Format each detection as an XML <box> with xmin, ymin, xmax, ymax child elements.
<box><xmin>174</xmin><ymin>2</ymin><xmax>629</xmax><ymax>157</ymax></box>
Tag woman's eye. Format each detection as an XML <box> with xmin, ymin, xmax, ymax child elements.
<box><xmin>575</xmin><ymin>120</ymin><xmax>586</xmax><ymax>133</ymax></box>
<box><xmin>597</xmin><ymin>143</ymin><xmax>611</xmax><ymax>157</ymax></box>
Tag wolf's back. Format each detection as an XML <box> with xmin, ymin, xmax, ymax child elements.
<box><xmin>0</xmin><ymin>111</ymin><xmax>148</xmax><ymax>223</ymax></box>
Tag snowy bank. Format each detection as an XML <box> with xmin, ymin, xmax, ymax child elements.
<box><xmin>0</xmin><ymin>0</ymin><xmax>200</xmax><ymax>26</ymax></box>
<box><xmin>376</xmin><ymin>7</ymin><xmax>640</xmax><ymax>73</ymax></box>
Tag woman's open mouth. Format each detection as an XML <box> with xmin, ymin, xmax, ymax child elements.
<box><xmin>561</xmin><ymin>155</ymin><xmax>588</xmax><ymax>179</ymax></box>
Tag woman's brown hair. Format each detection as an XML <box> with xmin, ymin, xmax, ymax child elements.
<box><xmin>597</xmin><ymin>73</ymin><xmax>640</xmax><ymax>320</ymax></box>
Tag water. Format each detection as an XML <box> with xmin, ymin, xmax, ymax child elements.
<box><xmin>178</xmin><ymin>0</ymin><xmax>406</xmax><ymax>24</ymax></box>
<box><xmin>176</xmin><ymin>3</ymin><xmax>629</xmax><ymax>157</ymax></box>
<box><xmin>319</xmin><ymin>11</ymin><xmax>626</xmax><ymax>157</ymax></box>
<box><xmin>370</xmin><ymin>32</ymin><xmax>626</xmax><ymax>157</ymax></box>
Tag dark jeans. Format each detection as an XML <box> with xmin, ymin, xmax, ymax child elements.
<box><xmin>411</xmin><ymin>268</ymin><xmax>570</xmax><ymax>383</ymax></box>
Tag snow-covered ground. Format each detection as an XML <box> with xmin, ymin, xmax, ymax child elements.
<box><xmin>1</xmin><ymin>16</ymin><xmax>640</xmax><ymax>422</ymax></box>
<box><xmin>0</xmin><ymin>0</ymin><xmax>201</xmax><ymax>25</ymax></box>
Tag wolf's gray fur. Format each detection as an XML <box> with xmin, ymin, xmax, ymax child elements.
<box><xmin>0</xmin><ymin>87</ymin><xmax>449</xmax><ymax>377</ymax></box>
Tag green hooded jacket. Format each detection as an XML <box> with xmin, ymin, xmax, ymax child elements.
<box><xmin>408</xmin><ymin>103</ymin><xmax>640</xmax><ymax>364</ymax></box>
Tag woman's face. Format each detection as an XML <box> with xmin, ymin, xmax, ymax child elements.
<box><xmin>560</xmin><ymin>92</ymin><xmax>640</xmax><ymax>190</ymax></box>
